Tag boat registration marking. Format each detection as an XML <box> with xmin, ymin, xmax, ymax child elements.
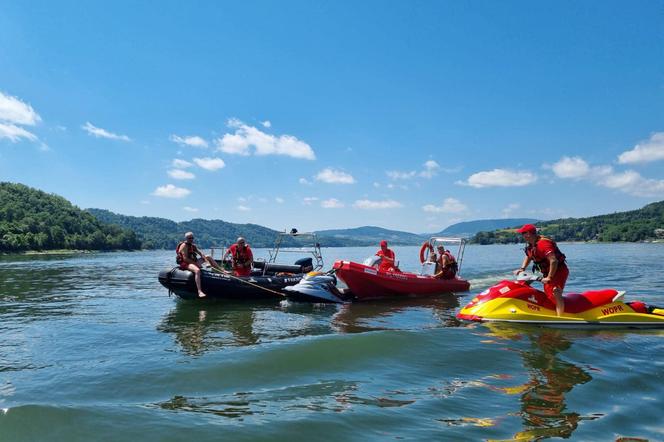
<box><xmin>499</xmin><ymin>286</ymin><xmax>511</xmax><ymax>294</ymax></box>
<box><xmin>364</xmin><ymin>268</ymin><xmax>378</xmax><ymax>275</ymax></box>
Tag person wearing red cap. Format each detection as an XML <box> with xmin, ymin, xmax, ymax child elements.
<box><xmin>514</xmin><ymin>224</ymin><xmax>569</xmax><ymax>316</ymax></box>
<box><xmin>375</xmin><ymin>240</ymin><xmax>396</xmax><ymax>272</ymax></box>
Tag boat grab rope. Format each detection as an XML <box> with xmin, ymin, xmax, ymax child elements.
<box><xmin>209</xmin><ymin>267</ymin><xmax>287</xmax><ymax>297</ymax></box>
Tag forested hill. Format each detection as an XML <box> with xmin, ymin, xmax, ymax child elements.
<box><xmin>472</xmin><ymin>201</ymin><xmax>664</xmax><ymax>244</ymax></box>
<box><xmin>435</xmin><ymin>218</ymin><xmax>539</xmax><ymax>237</ymax></box>
<box><xmin>314</xmin><ymin>226</ymin><xmax>426</xmax><ymax>245</ymax></box>
<box><xmin>87</xmin><ymin>209</ymin><xmax>354</xmax><ymax>249</ymax></box>
<box><xmin>0</xmin><ymin>182</ymin><xmax>141</xmax><ymax>252</ymax></box>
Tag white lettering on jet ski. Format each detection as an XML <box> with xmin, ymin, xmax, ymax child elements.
<box><xmin>528</xmin><ymin>295</ymin><xmax>537</xmax><ymax>304</ymax></box>
<box><xmin>499</xmin><ymin>286</ymin><xmax>511</xmax><ymax>294</ymax></box>
<box><xmin>601</xmin><ymin>305</ymin><xmax>623</xmax><ymax>316</ymax></box>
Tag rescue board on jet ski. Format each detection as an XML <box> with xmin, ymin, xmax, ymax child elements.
<box><xmin>457</xmin><ymin>278</ymin><xmax>664</xmax><ymax>329</ymax></box>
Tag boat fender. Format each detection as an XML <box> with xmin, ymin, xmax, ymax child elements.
<box><xmin>419</xmin><ymin>242</ymin><xmax>433</xmax><ymax>264</ymax></box>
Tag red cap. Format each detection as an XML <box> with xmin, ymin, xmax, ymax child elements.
<box><xmin>380</xmin><ymin>240</ymin><xmax>388</xmax><ymax>247</ymax></box>
<box><xmin>517</xmin><ymin>224</ymin><xmax>537</xmax><ymax>234</ymax></box>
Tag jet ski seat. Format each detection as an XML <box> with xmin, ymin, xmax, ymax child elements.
<box><xmin>563</xmin><ymin>289</ymin><xmax>621</xmax><ymax>314</ymax></box>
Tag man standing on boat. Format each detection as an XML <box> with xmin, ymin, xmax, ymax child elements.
<box><xmin>176</xmin><ymin>232</ymin><xmax>225</xmax><ymax>298</ymax></box>
<box><xmin>514</xmin><ymin>224</ymin><xmax>569</xmax><ymax>317</ymax></box>
<box><xmin>224</xmin><ymin>237</ymin><xmax>254</xmax><ymax>277</ymax></box>
<box><xmin>375</xmin><ymin>240</ymin><xmax>396</xmax><ymax>273</ymax></box>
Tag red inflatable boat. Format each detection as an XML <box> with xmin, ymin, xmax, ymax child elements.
<box><xmin>333</xmin><ymin>259</ymin><xmax>470</xmax><ymax>300</ymax></box>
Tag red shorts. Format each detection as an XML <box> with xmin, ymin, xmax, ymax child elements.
<box><xmin>543</xmin><ymin>264</ymin><xmax>569</xmax><ymax>302</ymax></box>
<box><xmin>234</xmin><ymin>267</ymin><xmax>252</xmax><ymax>277</ymax></box>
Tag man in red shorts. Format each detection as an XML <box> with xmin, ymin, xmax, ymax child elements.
<box><xmin>223</xmin><ymin>237</ymin><xmax>254</xmax><ymax>277</ymax></box>
<box><xmin>514</xmin><ymin>224</ymin><xmax>569</xmax><ymax>316</ymax></box>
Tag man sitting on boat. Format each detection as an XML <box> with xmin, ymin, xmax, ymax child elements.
<box><xmin>375</xmin><ymin>240</ymin><xmax>397</xmax><ymax>272</ymax></box>
<box><xmin>223</xmin><ymin>237</ymin><xmax>254</xmax><ymax>277</ymax></box>
<box><xmin>176</xmin><ymin>232</ymin><xmax>225</xmax><ymax>297</ymax></box>
<box><xmin>433</xmin><ymin>245</ymin><xmax>458</xmax><ymax>279</ymax></box>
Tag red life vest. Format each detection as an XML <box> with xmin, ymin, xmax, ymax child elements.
<box><xmin>230</xmin><ymin>244</ymin><xmax>251</xmax><ymax>265</ymax></box>
<box><xmin>176</xmin><ymin>241</ymin><xmax>200</xmax><ymax>264</ymax></box>
<box><xmin>438</xmin><ymin>251</ymin><xmax>458</xmax><ymax>277</ymax></box>
<box><xmin>524</xmin><ymin>236</ymin><xmax>566</xmax><ymax>274</ymax></box>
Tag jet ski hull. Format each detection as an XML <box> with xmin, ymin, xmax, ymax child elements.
<box><xmin>457</xmin><ymin>280</ymin><xmax>664</xmax><ymax>329</ymax></box>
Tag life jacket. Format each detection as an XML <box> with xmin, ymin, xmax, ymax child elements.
<box><xmin>524</xmin><ymin>236</ymin><xmax>566</xmax><ymax>274</ymax></box>
<box><xmin>438</xmin><ymin>250</ymin><xmax>458</xmax><ymax>275</ymax></box>
<box><xmin>176</xmin><ymin>241</ymin><xmax>199</xmax><ymax>264</ymax></box>
<box><xmin>231</xmin><ymin>244</ymin><xmax>251</xmax><ymax>265</ymax></box>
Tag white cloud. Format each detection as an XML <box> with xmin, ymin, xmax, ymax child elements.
<box><xmin>170</xmin><ymin>134</ymin><xmax>208</xmax><ymax>148</ymax></box>
<box><xmin>422</xmin><ymin>197</ymin><xmax>468</xmax><ymax>213</ymax></box>
<box><xmin>261</xmin><ymin>120</ymin><xmax>271</xmax><ymax>128</ymax></box>
<box><xmin>353</xmin><ymin>199</ymin><xmax>403</xmax><ymax>210</ymax></box>
<box><xmin>0</xmin><ymin>123</ymin><xmax>38</xmax><ymax>142</ymax></box>
<box><xmin>0</xmin><ymin>92</ymin><xmax>41</xmax><ymax>143</ymax></box>
<box><xmin>299</xmin><ymin>177</ymin><xmax>312</xmax><ymax>185</ymax></box>
<box><xmin>172</xmin><ymin>158</ymin><xmax>193</xmax><ymax>168</ymax></box>
<box><xmin>419</xmin><ymin>160</ymin><xmax>440</xmax><ymax>178</ymax></box>
<box><xmin>551</xmin><ymin>155</ymin><xmax>664</xmax><ymax>197</ymax></box>
<box><xmin>0</xmin><ymin>91</ymin><xmax>41</xmax><ymax>125</ymax></box>
<box><xmin>275</xmin><ymin>197</ymin><xmax>285</xmax><ymax>204</ymax></box>
<box><xmin>321</xmin><ymin>198</ymin><xmax>344</xmax><ymax>208</ymax></box>
<box><xmin>193</xmin><ymin>157</ymin><xmax>225</xmax><ymax>171</ymax></box>
<box><xmin>387</xmin><ymin>160</ymin><xmax>442</xmax><ymax>181</ymax></box>
<box><xmin>302</xmin><ymin>197</ymin><xmax>319</xmax><ymax>205</ymax></box>
<box><xmin>168</xmin><ymin>169</ymin><xmax>196</xmax><ymax>180</ymax></box>
<box><xmin>215</xmin><ymin>118</ymin><xmax>315</xmax><ymax>160</ymax></box>
<box><xmin>237</xmin><ymin>205</ymin><xmax>251</xmax><ymax>211</ymax></box>
<box><xmin>502</xmin><ymin>203</ymin><xmax>521</xmax><ymax>217</ymax></box>
<box><xmin>387</xmin><ymin>170</ymin><xmax>417</xmax><ymax>180</ymax></box>
<box><xmin>618</xmin><ymin>132</ymin><xmax>664</xmax><ymax>164</ymax></box>
<box><xmin>183</xmin><ymin>206</ymin><xmax>199</xmax><ymax>212</ymax></box>
<box><xmin>315</xmin><ymin>168</ymin><xmax>355</xmax><ymax>184</ymax></box>
<box><xmin>458</xmin><ymin>169</ymin><xmax>537</xmax><ymax>188</ymax></box>
<box><xmin>152</xmin><ymin>184</ymin><xmax>191</xmax><ymax>198</ymax></box>
<box><xmin>551</xmin><ymin>156</ymin><xmax>590</xmax><ymax>179</ymax></box>
<box><xmin>82</xmin><ymin>122</ymin><xmax>131</xmax><ymax>142</ymax></box>
<box><xmin>595</xmin><ymin>170</ymin><xmax>664</xmax><ymax>197</ymax></box>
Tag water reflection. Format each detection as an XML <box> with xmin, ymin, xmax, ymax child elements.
<box><xmin>158</xmin><ymin>295</ymin><xmax>463</xmax><ymax>355</ymax></box>
<box><xmin>330</xmin><ymin>296</ymin><xmax>461</xmax><ymax>333</ymax></box>
<box><xmin>484</xmin><ymin>325</ymin><xmax>596</xmax><ymax>440</ymax></box>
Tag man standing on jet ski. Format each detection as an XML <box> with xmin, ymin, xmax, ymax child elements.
<box><xmin>514</xmin><ymin>224</ymin><xmax>569</xmax><ymax>317</ymax></box>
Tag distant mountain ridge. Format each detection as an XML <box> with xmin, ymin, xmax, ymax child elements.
<box><xmin>86</xmin><ymin>209</ymin><xmax>357</xmax><ymax>248</ymax></box>
<box><xmin>435</xmin><ymin>218</ymin><xmax>539</xmax><ymax>238</ymax></box>
<box><xmin>314</xmin><ymin>226</ymin><xmax>425</xmax><ymax>246</ymax></box>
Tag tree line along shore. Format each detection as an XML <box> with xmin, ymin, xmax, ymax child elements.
<box><xmin>1</xmin><ymin>182</ymin><xmax>663</xmax><ymax>254</ymax></box>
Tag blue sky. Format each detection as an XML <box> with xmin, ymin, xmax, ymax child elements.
<box><xmin>1</xmin><ymin>1</ymin><xmax>663</xmax><ymax>233</ymax></box>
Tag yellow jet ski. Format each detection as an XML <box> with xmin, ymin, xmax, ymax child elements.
<box><xmin>457</xmin><ymin>273</ymin><xmax>664</xmax><ymax>328</ymax></box>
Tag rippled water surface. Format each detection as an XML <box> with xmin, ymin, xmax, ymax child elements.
<box><xmin>1</xmin><ymin>244</ymin><xmax>663</xmax><ymax>441</ymax></box>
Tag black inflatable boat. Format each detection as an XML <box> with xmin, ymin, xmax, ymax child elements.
<box><xmin>159</xmin><ymin>259</ymin><xmax>312</xmax><ymax>300</ymax></box>
<box><xmin>158</xmin><ymin>231</ymin><xmax>324</xmax><ymax>300</ymax></box>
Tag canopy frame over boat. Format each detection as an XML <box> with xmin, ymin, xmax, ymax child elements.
<box><xmin>419</xmin><ymin>237</ymin><xmax>467</xmax><ymax>276</ymax></box>
<box><xmin>267</xmin><ymin>229</ymin><xmax>324</xmax><ymax>272</ymax></box>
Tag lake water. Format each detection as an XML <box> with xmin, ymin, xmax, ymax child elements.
<box><xmin>1</xmin><ymin>243</ymin><xmax>663</xmax><ymax>441</ymax></box>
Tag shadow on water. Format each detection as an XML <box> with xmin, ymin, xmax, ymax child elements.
<box><xmin>482</xmin><ymin>324</ymin><xmax>601</xmax><ymax>440</ymax></box>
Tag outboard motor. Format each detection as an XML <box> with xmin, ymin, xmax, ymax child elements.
<box><xmin>294</xmin><ymin>257</ymin><xmax>314</xmax><ymax>273</ymax></box>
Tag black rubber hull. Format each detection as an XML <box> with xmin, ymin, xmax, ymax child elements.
<box><xmin>158</xmin><ymin>267</ymin><xmax>303</xmax><ymax>300</ymax></box>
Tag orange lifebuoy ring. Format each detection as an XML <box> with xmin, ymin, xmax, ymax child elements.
<box><xmin>419</xmin><ymin>241</ymin><xmax>433</xmax><ymax>263</ymax></box>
